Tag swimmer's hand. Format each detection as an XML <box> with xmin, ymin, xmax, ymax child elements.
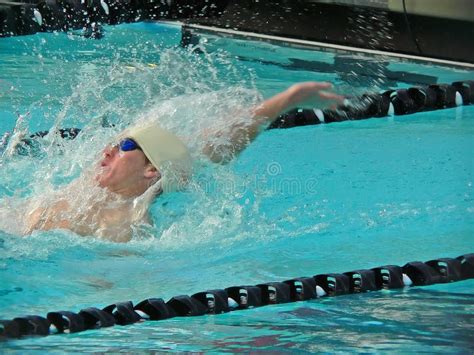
<box><xmin>252</xmin><ymin>81</ymin><xmax>344</xmax><ymax>121</ymax></box>
<box><xmin>291</xmin><ymin>81</ymin><xmax>345</xmax><ymax>107</ymax></box>
<box><xmin>203</xmin><ymin>81</ymin><xmax>343</xmax><ymax>163</ymax></box>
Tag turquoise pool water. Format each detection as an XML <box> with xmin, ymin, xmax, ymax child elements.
<box><xmin>0</xmin><ymin>22</ymin><xmax>473</xmax><ymax>352</ymax></box>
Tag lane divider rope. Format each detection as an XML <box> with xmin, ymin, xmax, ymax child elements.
<box><xmin>269</xmin><ymin>80</ymin><xmax>474</xmax><ymax>129</ymax></box>
<box><xmin>1</xmin><ymin>253</ymin><xmax>473</xmax><ymax>340</ymax></box>
<box><xmin>2</xmin><ymin>80</ymin><xmax>473</xmax><ymax>157</ymax></box>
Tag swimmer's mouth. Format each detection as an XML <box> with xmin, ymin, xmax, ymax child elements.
<box><xmin>99</xmin><ymin>158</ymin><xmax>110</xmax><ymax>169</ymax></box>
<box><xmin>96</xmin><ymin>161</ymin><xmax>110</xmax><ymax>179</ymax></box>
<box><xmin>95</xmin><ymin>166</ymin><xmax>109</xmax><ymax>185</ymax></box>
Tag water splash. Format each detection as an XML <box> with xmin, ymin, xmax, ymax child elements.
<box><xmin>339</xmin><ymin>7</ymin><xmax>394</xmax><ymax>95</ymax></box>
<box><xmin>0</xmin><ymin>32</ymin><xmax>273</xmax><ymax>249</ymax></box>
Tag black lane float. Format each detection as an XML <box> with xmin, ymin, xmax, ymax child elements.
<box><xmin>269</xmin><ymin>80</ymin><xmax>474</xmax><ymax>129</ymax></box>
<box><xmin>2</xmin><ymin>80</ymin><xmax>473</xmax><ymax>158</ymax></box>
<box><xmin>1</xmin><ymin>253</ymin><xmax>473</xmax><ymax>340</ymax></box>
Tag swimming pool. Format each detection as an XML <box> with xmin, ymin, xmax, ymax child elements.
<box><xmin>0</xmin><ymin>21</ymin><xmax>473</xmax><ymax>352</ymax></box>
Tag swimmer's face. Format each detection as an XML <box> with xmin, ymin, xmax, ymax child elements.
<box><xmin>96</xmin><ymin>139</ymin><xmax>159</xmax><ymax>196</ymax></box>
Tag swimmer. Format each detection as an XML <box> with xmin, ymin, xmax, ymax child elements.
<box><xmin>21</xmin><ymin>82</ymin><xmax>343</xmax><ymax>242</ymax></box>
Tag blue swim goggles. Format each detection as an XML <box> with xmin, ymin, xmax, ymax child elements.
<box><xmin>117</xmin><ymin>138</ymin><xmax>141</xmax><ymax>152</ymax></box>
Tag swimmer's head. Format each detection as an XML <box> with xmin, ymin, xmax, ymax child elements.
<box><xmin>97</xmin><ymin>124</ymin><xmax>192</xmax><ymax>196</ymax></box>
<box><xmin>125</xmin><ymin>123</ymin><xmax>192</xmax><ymax>193</ymax></box>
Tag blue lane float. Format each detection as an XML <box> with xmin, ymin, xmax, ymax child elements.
<box><xmin>269</xmin><ymin>80</ymin><xmax>474</xmax><ymax>129</ymax></box>
<box><xmin>1</xmin><ymin>253</ymin><xmax>473</xmax><ymax>340</ymax></box>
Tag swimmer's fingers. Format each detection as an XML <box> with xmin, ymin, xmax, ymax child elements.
<box><xmin>288</xmin><ymin>82</ymin><xmax>326</xmax><ymax>104</ymax></box>
<box><xmin>289</xmin><ymin>82</ymin><xmax>345</xmax><ymax>110</ymax></box>
<box><xmin>289</xmin><ymin>81</ymin><xmax>332</xmax><ymax>96</ymax></box>
<box><xmin>300</xmin><ymin>81</ymin><xmax>333</xmax><ymax>90</ymax></box>
<box><xmin>319</xmin><ymin>90</ymin><xmax>344</xmax><ymax>101</ymax></box>
<box><xmin>319</xmin><ymin>90</ymin><xmax>345</xmax><ymax>104</ymax></box>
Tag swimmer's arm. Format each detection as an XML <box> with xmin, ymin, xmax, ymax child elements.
<box><xmin>252</xmin><ymin>82</ymin><xmax>341</xmax><ymax>124</ymax></box>
<box><xmin>96</xmin><ymin>225</ymin><xmax>132</xmax><ymax>243</ymax></box>
<box><xmin>95</xmin><ymin>208</ymin><xmax>148</xmax><ymax>243</ymax></box>
<box><xmin>24</xmin><ymin>207</ymin><xmax>44</xmax><ymax>234</ymax></box>
<box><xmin>203</xmin><ymin>82</ymin><xmax>344</xmax><ymax>163</ymax></box>
<box><xmin>24</xmin><ymin>200</ymin><xmax>71</xmax><ymax>234</ymax></box>
<box><xmin>26</xmin><ymin>203</ymin><xmax>133</xmax><ymax>242</ymax></box>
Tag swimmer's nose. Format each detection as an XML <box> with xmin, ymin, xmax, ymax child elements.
<box><xmin>103</xmin><ymin>144</ymin><xmax>118</xmax><ymax>158</ymax></box>
<box><xmin>103</xmin><ymin>145</ymin><xmax>112</xmax><ymax>157</ymax></box>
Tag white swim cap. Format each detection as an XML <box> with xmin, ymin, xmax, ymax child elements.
<box><xmin>125</xmin><ymin>124</ymin><xmax>192</xmax><ymax>193</ymax></box>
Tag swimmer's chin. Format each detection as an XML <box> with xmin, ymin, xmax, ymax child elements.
<box><xmin>95</xmin><ymin>176</ymin><xmax>110</xmax><ymax>189</ymax></box>
<box><xmin>95</xmin><ymin>167</ymin><xmax>110</xmax><ymax>187</ymax></box>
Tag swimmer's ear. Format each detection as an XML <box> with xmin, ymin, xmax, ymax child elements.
<box><xmin>144</xmin><ymin>164</ymin><xmax>160</xmax><ymax>179</ymax></box>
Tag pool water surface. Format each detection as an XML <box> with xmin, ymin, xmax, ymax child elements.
<box><xmin>0</xmin><ymin>22</ymin><xmax>473</xmax><ymax>352</ymax></box>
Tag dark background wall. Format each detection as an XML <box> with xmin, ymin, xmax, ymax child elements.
<box><xmin>187</xmin><ymin>0</ymin><xmax>474</xmax><ymax>63</ymax></box>
<box><xmin>1</xmin><ymin>0</ymin><xmax>473</xmax><ymax>63</ymax></box>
